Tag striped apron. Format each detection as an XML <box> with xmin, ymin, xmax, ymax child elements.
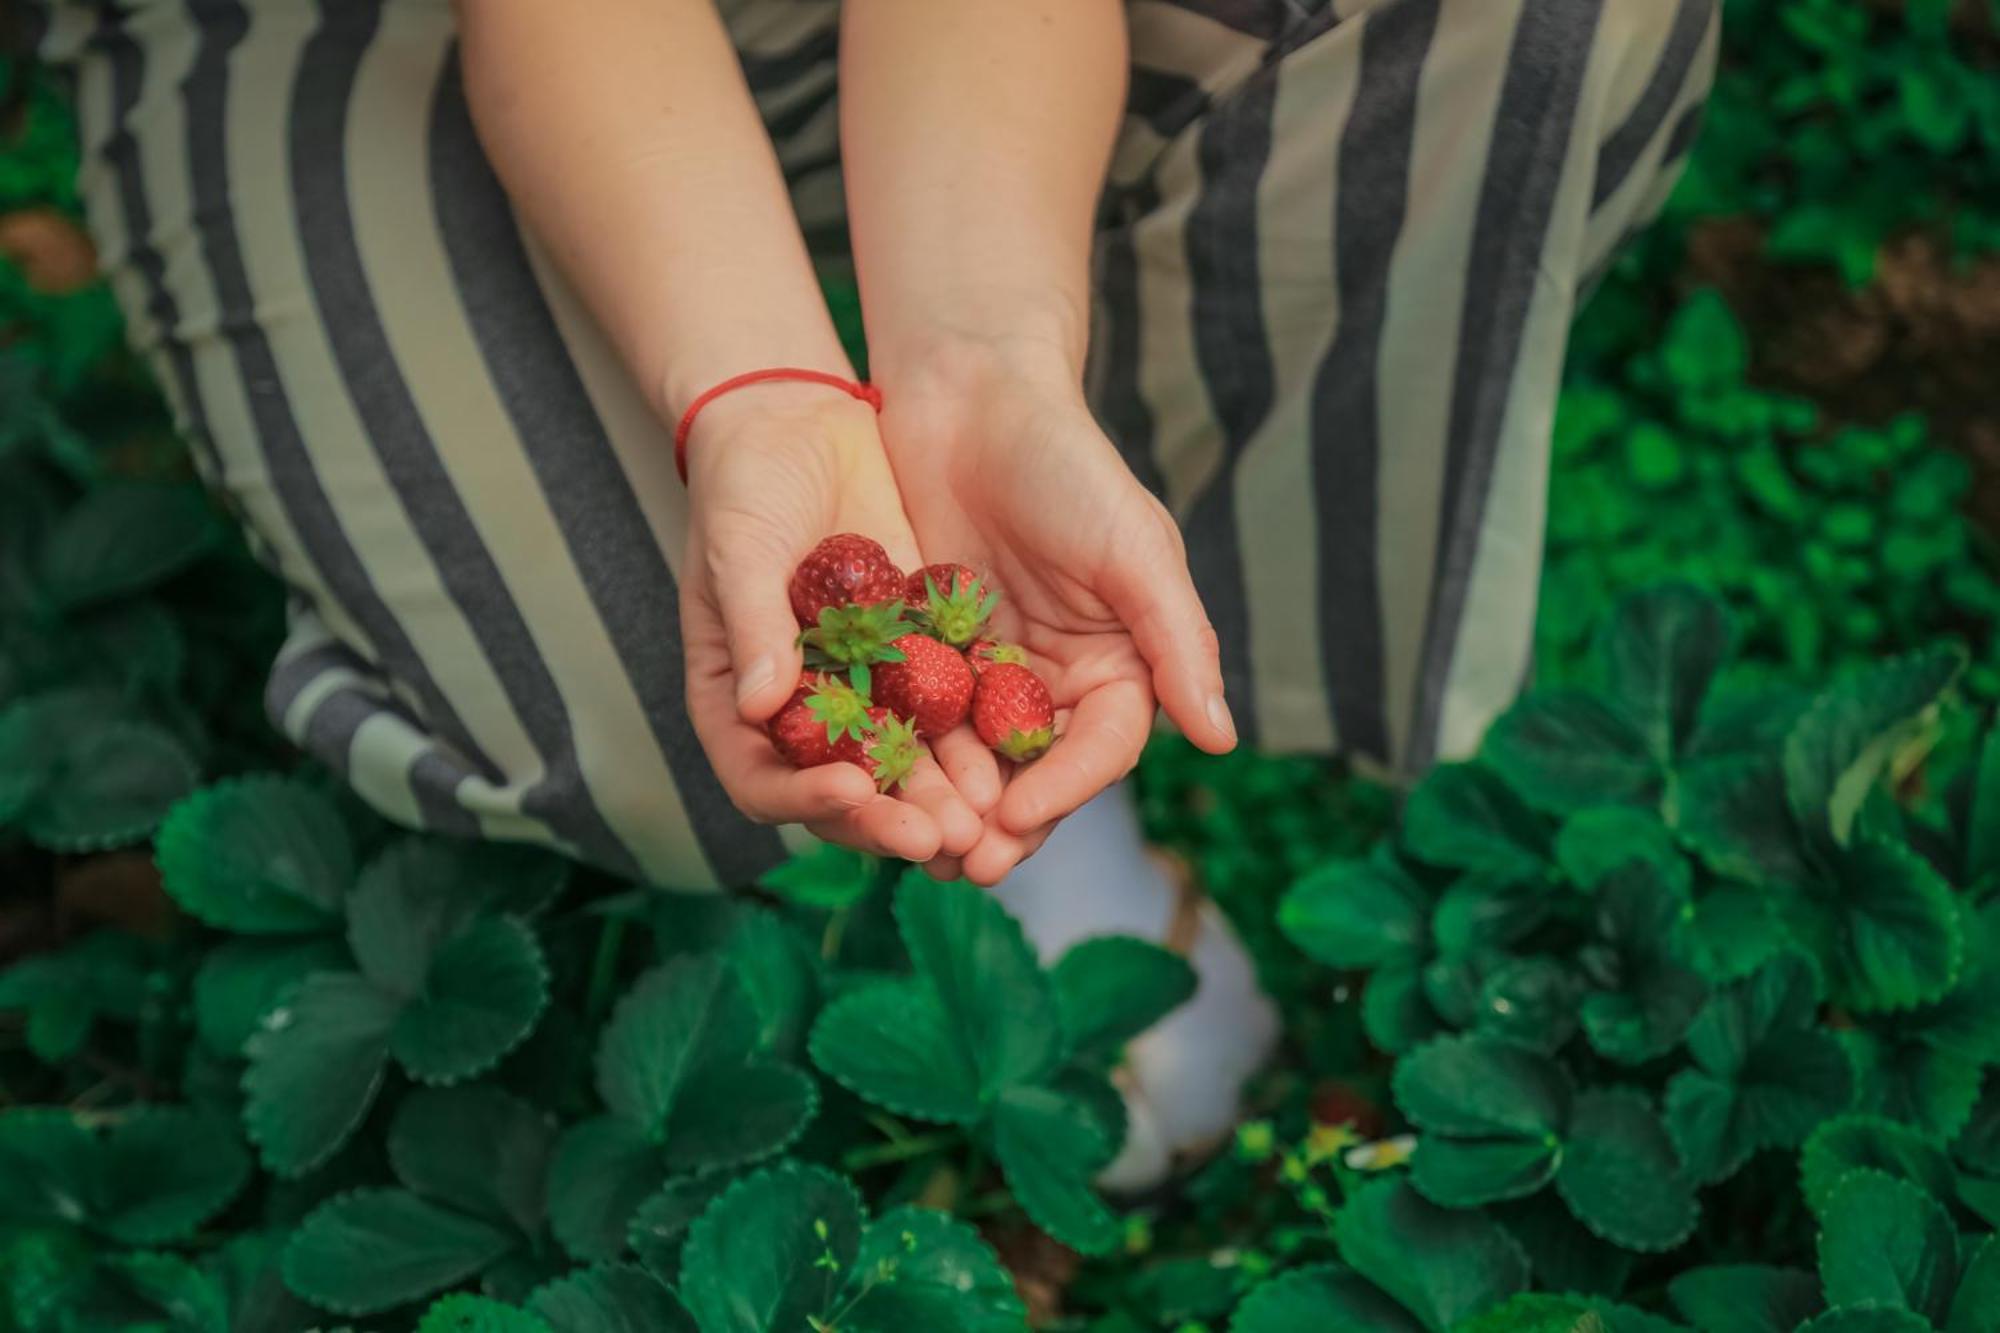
<box><xmin>27</xmin><ymin>0</ymin><xmax>1719</xmax><ymax>887</ymax></box>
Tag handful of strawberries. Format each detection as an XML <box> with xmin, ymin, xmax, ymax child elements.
<box><xmin>768</xmin><ymin>533</ymin><xmax>1057</xmax><ymax>792</ymax></box>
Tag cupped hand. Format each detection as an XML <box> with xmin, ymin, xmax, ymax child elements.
<box><xmin>679</xmin><ymin>386</ymin><xmax>984</xmax><ymax>863</ymax></box>
<box><xmin>879</xmin><ymin>343</ymin><xmax>1237</xmax><ymax>885</ymax></box>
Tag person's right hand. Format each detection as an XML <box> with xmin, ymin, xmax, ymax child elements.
<box><xmin>679</xmin><ymin>385</ymin><xmax>985</xmax><ymax>863</ymax></box>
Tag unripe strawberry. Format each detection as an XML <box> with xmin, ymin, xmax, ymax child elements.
<box><xmin>907</xmin><ymin>563</ymin><xmax>999</xmax><ymax>647</ymax></box>
<box><xmin>871</xmin><ymin>633</ymin><xmax>976</xmax><ymax>737</ymax></box>
<box><xmin>789</xmin><ymin>533</ymin><xmax>905</xmax><ymax>628</ymax></box>
<box><xmin>972</xmin><ymin>662</ymin><xmax>1055</xmax><ymax>762</ymax></box>
<box><xmin>965</xmin><ymin>638</ymin><xmax>1028</xmax><ymax>676</ymax></box>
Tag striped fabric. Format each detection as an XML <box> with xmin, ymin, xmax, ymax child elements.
<box><xmin>32</xmin><ymin>0</ymin><xmax>1717</xmax><ymax>889</ymax></box>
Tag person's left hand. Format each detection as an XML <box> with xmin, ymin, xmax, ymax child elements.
<box><xmin>879</xmin><ymin>339</ymin><xmax>1238</xmax><ymax>884</ymax></box>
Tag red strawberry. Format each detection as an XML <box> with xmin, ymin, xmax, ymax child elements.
<box><xmin>965</xmin><ymin>638</ymin><xmax>1028</xmax><ymax>675</ymax></box>
<box><xmin>767</xmin><ymin>674</ymin><xmax>873</xmax><ymax>768</ymax></box>
<box><xmin>972</xmin><ymin>662</ymin><xmax>1055</xmax><ymax>761</ymax></box>
<box><xmin>871</xmin><ymin>633</ymin><xmax>976</xmax><ymax>737</ymax></box>
<box><xmin>789</xmin><ymin>533</ymin><xmax>905</xmax><ymax>628</ymax></box>
<box><xmin>907</xmin><ymin>562</ymin><xmax>999</xmax><ymax>647</ymax></box>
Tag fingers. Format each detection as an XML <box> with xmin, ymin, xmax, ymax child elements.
<box><xmin>930</xmin><ymin>725</ymin><xmax>1003</xmax><ymax>814</ymax></box>
<box><xmin>960</xmin><ymin>816</ymin><xmax>1055</xmax><ymax>887</ymax></box>
<box><xmin>806</xmin><ymin>793</ymin><xmax>945</xmax><ymax>862</ymax></box>
<box><xmin>1100</xmin><ymin>507</ymin><xmax>1236</xmax><ymax>755</ymax></box>
<box><xmin>705</xmin><ymin>524</ymin><xmax>807</xmax><ymax>724</ymax></box>
<box><xmin>898</xmin><ymin>753</ymin><xmax>984</xmax><ymax>858</ymax></box>
<box><xmin>996</xmin><ymin>677</ymin><xmax>1152</xmax><ymax>835</ymax></box>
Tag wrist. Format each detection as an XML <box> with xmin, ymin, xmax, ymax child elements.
<box><xmin>682</xmin><ymin>382</ymin><xmax>884</xmax><ymax>490</ymax></box>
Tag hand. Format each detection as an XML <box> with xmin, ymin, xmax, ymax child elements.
<box><xmin>879</xmin><ymin>340</ymin><xmax>1237</xmax><ymax>884</ymax></box>
<box><xmin>680</xmin><ymin>386</ymin><xmax>985</xmax><ymax>863</ymax></box>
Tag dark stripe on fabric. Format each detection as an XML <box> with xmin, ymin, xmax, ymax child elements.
<box><xmin>1127</xmin><ymin>66</ymin><xmax>1211</xmax><ymax>140</ymax></box>
<box><xmin>760</xmin><ymin>76</ymin><xmax>838</xmax><ymax>145</ymax></box>
<box><xmin>1157</xmin><ymin>0</ymin><xmax>1292</xmax><ymax>41</ymax></box>
<box><xmin>1589</xmin><ymin>0</ymin><xmax>1713</xmax><ymax>210</ymax></box>
<box><xmin>1309</xmin><ymin>0</ymin><xmax>1441</xmax><ymax>766</ymax></box>
<box><xmin>428</xmin><ymin>47</ymin><xmax>790</xmax><ymax>886</ymax></box>
<box><xmin>290</xmin><ymin>0</ymin><xmax>637</xmax><ymax>875</ymax></box>
<box><xmin>1409</xmin><ymin>0</ymin><xmax>1607</xmax><ymax>768</ymax></box>
<box><xmin>736</xmin><ymin>22</ymin><xmax>838</xmax><ymax>90</ymax></box>
<box><xmin>93</xmin><ymin>20</ymin><xmax>235</xmax><ymax>496</ymax></box>
<box><xmin>1177</xmin><ymin>71</ymin><xmax>1280</xmax><ymax>743</ymax></box>
<box><xmin>1091</xmin><ymin>182</ymin><xmax>1168</xmax><ymax>502</ymax></box>
<box><xmin>1659</xmin><ymin>99</ymin><xmax>1706</xmax><ymax>166</ymax></box>
<box><xmin>264</xmin><ymin>637</ymin><xmax>368</xmax><ymax>722</ymax></box>
<box><xmin>179</xmin><ymin>0</ymin><xmax>507</xmax><ymax>793</ymax></box>
<box><xmin>299</xmin><ymin>686</ymin><xmax>483</xmax><ymax>837</ymax></box>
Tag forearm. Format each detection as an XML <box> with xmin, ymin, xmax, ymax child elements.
<box><xmin>838</xmin><ymin>0</ymin><xmax>1127</xmax><ymax>391</ymax></box>
<box><xmin>455</xmin><ymin>0</ymin><xmax>850</xmax><ymax>419</ymax></box>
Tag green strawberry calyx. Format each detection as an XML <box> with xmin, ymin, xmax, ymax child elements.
<box><xmin>803</xmin><ymin>676</ymin><xmax>872</xmax><ymax>744</ymax></box>
<box><xmin>800</xmin><ymin>601</ymin><xmax>912</xmax><ymax>696</ymax></box>
<box><xmin>915</xmin><ymin>573</ymin><xmax>1000</xmax><ymax>648</ymax></box>
<box><xmin>865</xmin><ymin>714</ymin><xmax>921</xmax><ymax>792</ymax></box>
<box><xmin>996</xmin><ymin>725</ymin><xmax>1053</xmax><ymax>763</ymax></box>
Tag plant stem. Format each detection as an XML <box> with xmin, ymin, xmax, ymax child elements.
<box><xmin>583</xmin><ymin>916</ymin><xmax>628</xmax><ymax>1029</ymax></box>
<box><xmin>841</xmin><ymin>1131</ymin><xmax>960</xmax><ymax>1172</ymax></box>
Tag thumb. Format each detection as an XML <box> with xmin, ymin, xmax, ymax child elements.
<box><xmin>706</xmin><ymin>525</ymin><xmax>805</xmax><ymax>724</ymax></box>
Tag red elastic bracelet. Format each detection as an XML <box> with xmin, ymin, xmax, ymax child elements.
<box><xmin>674</xmin><ymin>368</ymin><xmax>885</xmax><ymax>482</ymax></box>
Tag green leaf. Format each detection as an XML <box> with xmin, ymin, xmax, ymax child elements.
<box><xmin>0</xmin><ymin>1109</ymin><xmax>96</xmax><ymax>1230</ymax></box>
<box><xmin>415</xmin><ymin>1294</ymin><xmax>553</xmax><ymax>1333</ymax></box>
<box><xmin>1555</xmin><ymin>806</ymin><xmax>1684</xmax><ymax>891</ymax></box>
<box><xmin>1483</xmin><ymin>692</ymin><xmax>1662</xmax><ymax>815</ymax></box>
<box><xmin>1051</xmin><ymin>936</ymin><xmax>1196</xmax><ymax>1061</ymax></box>
<box><xmin>192</xmin><ymin>936</ymin><xmax>349</xmax><ymax>1057</ymax></box>
<box><xmin>36</xmin><ymin>482</ymin><xmax>217</xmax><ymax>611</ymax></box>
<box><xmin>1403</xmin><ymin>764</ymin><xmax>1552</xmax><ymax>876</ymax></box>
<box><xmin>100</xmin><ymin>1252</ymin><xmax>230</xmax><ymax>1333</ymax></box>
<box><xmin>1580</xmin><ymin>864</ymin><xmax>1708</xmax><ymax>1064</ymax></box>
<box><xmin>895</xmin><ymin>878</ymin><xmax>1063</xmax><ymax>1095</ymax></box>
<box><xmin>1948</xmin><ymin>1235</ymin><xmax>2000</xmax><ymax>1333</ymax></box>
<box><xmin>992</xmin><ymin>1083</ymin><xmax>1120</xmax><ymax>1254</ymax></box>
<box><xmin>810</xmin><ymin>982</ymin><xmax>984</xmax><ymax>1123</ymax></box>
<box><xmin>242</xmin><ymin>971</ymin><xmax>397</xmax><ymax>1177</ymax></box>
<box><xmin>388</xmin><ymin>1086</ymin><xmax>552</xmax><ymax>1234</ymax></box>
<box><xmin>1281</xmin><ymin>854</ymin><xmax>1431</xmax><ymax>970</ymax></box>
<box><xmin>677</xmin><ymin>1163</ymin><xmax>863</xmax><ymax>1333</ymax></box>
<box><xmin>547</xmin><ymin>1115</ymin><xmax>668</xmax><ymax>1262</ymax></box>
<box><xmin>1363</xmin><ymin>958</ymin><xmax>1449</xmax><ymax>1055</ymax></box>
<box><xmin>1817</xmin><ymin>1170</ymin><xmax>1958</xmax><ymax>1324</ymax></box>
<box><xmin>1595</xmin><ymin>583</ymin><xmax>1732</xmax><ymax>761</ymax></box>
<box><xmin>597</xmin><ymin>956</ymin><xmax>759</xmax><ymax>1131</ymax></box>
<box><xmin>1229</xmin><ymin>1264</ymin><xmax>1424</xmax><ymax>1333</ymax></box>
<box><xmin>1556</xmin><ymin>1089</ymin><xmax>1698</xmax><ymax>1252</ymax></box>
<box><xmin>1784</xmin><ymin>647</ymin><xmax>1964</xmax><ymax>848</ymax></box>
<box><xmin>1957</xmin><ymin>1073</ymin><xmax>2000</xmax><ymax>1175</ymax></box>
<box><xmin>1668</xmin><ymin>1266</ymin><xmax>1823</xmax><ymax>1333</ymax></box>
<box><xmin>1801</xmin><ymin>1115</ymin><xmax>1958</xmax><ymax>1218</ymax></box>
<box><xmin>94</xmin><ymin>1108</ymin><xmax>253</xmax><ymax>1245</ymax></box>
<box><xmin>0</xmin><ymin>698</ymin><xmax>200</xmax><ymax>850</ymax></box>
<box><xmin>391</xmin><ymin>916</ymin><xmax>550</xmax><ymax>1084</ymax></box>
<box><xmin>527</xmin><ymin>1264</ymin><xmax>694</xmax><ymax>1333</ymax></box>
<box><xmin>1662</xmin><ymin>290</ymin><xmax>1748</xmax><ymax>388</ymax></box>
<box><xmin>1394</xmin><ymin>1035</ymin><xmax>1568</xmax><ymax>1206</ymax></box>
<box><xmin>1335</xmin><ymin>1178</ymin><xmax>1528</xmax><ymax>1333</ymax></box>
<box><xmin>283</xmin><ymin>1188</ymin><xmax>519</xmax><ymax>1315</ymax></box>
<box><xmin>628</xmin><ymin>1175</ymin><xmax>737</xmax><ymax>1280</ymax></box>
<box><xmin>1844</xmin><ymin>1028</ymin><xmax>1982</xmax><ymax>1140</ymax></box>
<box><xmin>758</xmin><ymin>843</ymin><xmax>878</xmax><ymax>910</ymax></box>
<box><xmin>0</xmin><ymin>932</ymin><xmax>150</xmax><ymax>1063</ymax></box>
<box><xmin>1474</xmin><ymin>956</ymin><xmax>1582</xmax><ymax>1054</ymax></box>
<box><xmin>841</xmin><ymin>1206</ymin><xmax>1029</xmax><ymax>1333</ymax></box>
<box><xmin>1666</xmin><ymin>951</ymin><xmax>1853</xmax><ymax>1181</ymax></box>
<box><xmin>1433</xmin><ymin>874</ymin><xmax>1550</xmax><ymax>958</ymax></box>
<box><xmin>1795</xmin><ymin>1310</ymin><xmax>1933</xmax><ymax>1333</ymax></box>
<box><xmin>1802</xmin><ymin>835</ymin><xmax>1962</xmax><ymax>1013</ymax></box>
<box><xmin>1966</xmin><ymin>727</ymin><xmax>2000</xmax><ymax>885</ymax></box>
<box><xmin>1687</xmin><ymin>883</ymin><xmax>1790</xmax><ymax>983</ymax></box>
<box><xmin>155</xmin><ymin>776</ymin><xmax>353</xmax><ymax>933</ymax></box>
<box><xmin>723</xmin><ymin>910</ymin><xmax>819</xmax><ymax>1059</ymax></box>
<box><xmin>1677</xmin><ymin>758</ymin><xmax>1814</xmax><ymax>889</ymax></box>
<box><xmin>1457</xmin><ymin>1294</ymin><xmax>1678</xmax><ymax>1333</ymax></box>
<box><xmin>661</xmin><ymin>1061</ymin><xmax>817</xmax><ymax>1172</ymax></box>
<box><xmin>1492</xmin><ymin>1193</ymin><xmax>1633</xmax><ymax>1299</ymax></box>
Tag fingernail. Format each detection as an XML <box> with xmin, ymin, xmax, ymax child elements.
<box><xmin>736</xmin><ymin>655</ymin><xmax>776</xmax><ymax>707</ymax></box>
<box><xmin>1207</xmin><ymin>692</ymin><xmax>1237</xmax><ymax>742</ymax></box>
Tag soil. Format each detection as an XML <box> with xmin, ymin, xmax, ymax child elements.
<box><xmin>1685</xmin><ymin>217</ymin><xmax>2000</xmax><ymax>534</ymax></box>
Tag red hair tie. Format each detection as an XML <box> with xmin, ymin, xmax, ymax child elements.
<box><xmin>674</xmin><ymin>368</ymin><xmax>885</xmax><ymax>483</ymax></box>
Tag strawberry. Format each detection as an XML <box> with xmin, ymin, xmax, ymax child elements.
<box><xmin>906</xmin><ymin>563</ymin><xmax>999</xmax><ymax>647</ymax></box>
<box><xmin>860</xmin><ymin>709</ymin><xmax>921</xmax><ymax>793</ymax></box>
<box><xmin>972</xmin><ymin>662</ymin><xmax>1055</xmax><ymax>761</ymax></box>
<box><xmin>766</xmin><ymin>674</ymin><xmax>873</xmax><ymax>769</ymax></box>
<box><xmin>871</xmin><ymin>633</ymin><xmax>976</xmax><ymax>737</ymax></box>
<box><xmin>789</xmin><ymin>533</ymin><xmax>905</xmax><ymax>628</ymax></box>
<box><xmin>965</xmin><ymin>637</ymin><xmax>1028</xmax><ymax>675</ymax></box>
